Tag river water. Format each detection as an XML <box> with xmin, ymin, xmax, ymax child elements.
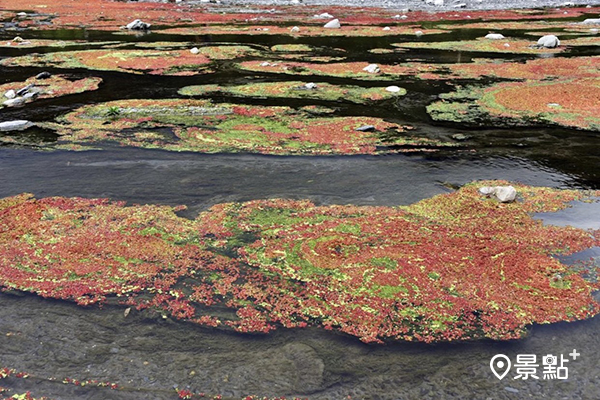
<box><xmin>1</xmin><ymin>9</ymin><xmax>599</xmax><ymax>400</ymax></box>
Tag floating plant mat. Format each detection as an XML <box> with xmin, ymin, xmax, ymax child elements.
<box><xmin>1</xmin><ymin>182</ymin><xmax>598</xmax><ymax>344</ymax></box>
<box><xmin>427</xmin><ymin>77</ymin><xmax>600</xmax><ymax>131</ymax></box>
<box><xmin>0</xmin><ymin>75</ymin><xmax>102</xmax><ymax>107</ymax></box>
<box><xmin>446</xmin><ymin>55</ymin><xmax>600</xmax><ymax>80</ymax></box>
<box><xmin>391</xmin><ymin>38</ymin><xmax>566</xmax><ymax>54</ymax></box>
<box><xmin>44</xmin><ymin>99</ymin><xmax>451</xmax><ymax>155</ymax></box>
<box><xmin>0</xmin><ymin>38</ymin><xmax>120</xmax><ymax>49</ymax></box>
<box><xmin>236</xmin><ymin>60</ymin><xmax>449</xmax><ymax>81</ymax></box>
<box><xmin>0</xmin><ymin>49</ymin><xmax>214</xmax><ymax>76</ymax></box>
<box><xmin>178</xmin><ymin>81</ymin><xmax>406</xmax><ymax>104</ymax></box>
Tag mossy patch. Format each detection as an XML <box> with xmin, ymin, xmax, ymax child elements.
<box><xmin>44</xmin><ymin>99</ymin><xmax>453</xmax><ymax>154</ymax></box>
<box><xmin>392</xmin><ymin>38</ymin><xmax>566</xmax><ymax>54</ymax></box>
<box><xmin>0</xmin><ymin>75</ymin><xmax>102</xmax><ymax>108</ymax></box>
<box><xmin>1</xmin><ymin>183</ymin><xmax>598</xmax><ymax>343</ymax></box>
<box><xmin>0</xmin><ymin>49</ymin><xmax>214</xmax><ymax>76</ymax></box>
<box><xmin>427</xmin><ymin>78</ymin><xmax>600</xmax><ymax>131</ymax></box>
<box><xmin>179</xmin><ymin>81</ymin><xmax>405</xmax><ymax>104</ymax></box>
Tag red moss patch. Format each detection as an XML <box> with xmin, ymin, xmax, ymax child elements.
<box><xmin>0</xmin><ymin>49</ymin><xmax>213</xmax><ymax>76</ymax></box>
<box><xmin>0</xmin><ymin>75</ymin><xmax>102</xmax><ymax>106</ymax></box>
<box><xmin>48</xmin><ymin>99</ymin><xmax>445</xmax><ymax>155</ymax></box>
<box><xmin>1</xmin><ymin>182</ymin><xmax>598</xmax><ymax>343</ymax></box>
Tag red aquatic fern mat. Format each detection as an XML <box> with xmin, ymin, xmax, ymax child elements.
<box><xmin>1</xmin><ymin>182</ymin><xmax>599</xmax><ymax>343</ymax></box>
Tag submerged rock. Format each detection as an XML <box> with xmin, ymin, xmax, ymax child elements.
<box><xmin>4</xmin><ymin>89</ymin><xmax>16</xmax><ymax>99</ymax></box>
<box><xmin>0</xmin><ymin>120</ymin><xmax>33</xmax><ymax>131</ymax></box>
<box><xmin>190</xmin><ymin>47</ymin><xmax>200</xmax><ymax>54</ymax></box>
<box><xmin>355</xmin><ymin>125</ymin><xmax>375</xmax><ymax>132</ymax></box>
<box><xmin>323</xmin><ymin>19</ymin><xmax>341</xmax><ymax>29</ymax></box>
<box><xmin>581</xmin><ymin>18</ymin><xmax>600</xmax><ymax>24</ymax></box>
<box><xmin>537</xmin><ymin>35</ymin><xmax>560</xmax><ymax>48</ymax></box>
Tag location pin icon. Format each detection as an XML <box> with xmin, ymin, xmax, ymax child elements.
<box><xmin>490</xmin><ymin>354</ymin><xmax>511</xmax><ymax>380</ymax></box>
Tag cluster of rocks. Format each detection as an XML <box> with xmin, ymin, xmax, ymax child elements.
<box><xmin>2</xmin><ymin>72</ymin><xmax>51</xmax><ymax>108</ymax></box>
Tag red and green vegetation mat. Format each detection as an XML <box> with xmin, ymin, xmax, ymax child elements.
<box><xmin>0</xmin><ymin>49</ymin><xmax>214</xmax><ymax>76</ymax></box>
<box><xmin>0</xmin><ymin>39</ymin><xmax>119</xmax><ymax>49</ymax></box>
<box><xmin>0</xmin><ymin>75</ymin><xmax>102</xmax><ymax>107</ymax></box>
<box><xmin>44</xmin><ymin>99</ymin><xmax>449</xmax><ymax>155</ymax></box>
<box><xmin>1</xmin><ymin>182</ymin><xmax>599</xmax><ymax>344</ymax></box>
<box><xmin>178</xmin><ymin>81</ymin><xmax>405</xmax><ymax>104</ymax></box>
<box><xmin>391</xmin><ymin>38</ymin><xmax>566</xmax><ymax>54</ymax></box>
<box><xmin>157</xmin><ymin>25</ymin><xmax>446</xmax><ymax>38</ymax></box>
<box><xmin>427</xmin><ymin>77</ymin><xmax>600</xmax><ymax>131</ymax></box>
<box><xmin>236</xmin><ymin>60</ymin><xmax>446</xmax><ymax>81</ymax></box>
<box><xmin>4</xmin><ymin>0</ymin><xmax>595</xmax><ymax>31</ymax></box>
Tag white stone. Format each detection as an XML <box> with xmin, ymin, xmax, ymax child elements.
<box><xmin>485</xmin><ymin>33</ymin><xmax>505</xmax><ymax>40</ymax></box>
<box><xmin>383</xmin><ymin>26</ymin><xmax>391</xmax><ymax>31</ymax></box>
<box><xmin>494</xmin><ymin>186</ymin><xmax>517</xmax><ymax>203</ymax></box>
<box><xmin>2</xmin><ymin>98</ymin><xmax>26</xmax><ymax>107</ymax></box>
<box><xmin>385</xmin><ymin>85</ymin><xmax>402</xmax><ymax>93</ymax></box>
<box><xmin>504</xmin><ymin>43</ymin><xmax>510</xmax><ymax>47</ymax></box>
<box><xmin>260</xmin><ymin>62</ymin><xmax>271</xmax><ymax>67</ymax></box>
<box><xmin>126</xmin><ymin>19</ymin><xmax>151</xmax><ymax>30</ymax></box>
<box><xmin>324</xmin><ymin>19</ymin><xmax>341</xmax><ymax>29</ymax></box>
<box><xmin>290</xmin><ymin>26</ymin><xmax>300</xmax><ymax>33</ymax></box>
<box><xmin>314</xmin><ymin>13</ymin><xmax>334</xmax><ymax>19</ymax></box>
<box><xmin>415</xmin><ymin>30</ymin><xmax>424</xmax><ymax>36</ymax></box>
<box><xmin>478</xmin><ymin>187</ymin><xmax>496</xmax><ymax>196</ymax></box>
<box><xmin>537</xmin><ymin>34</ymin><xmax>560</xmax><ymax>48</ymax></box>
<box><xmin>362</xmin><ymin>64</ymin><xmax>380</xmax><ymax>73</ymax></box>
<box><xmin>4</xmin><ymin>90</ymin><xmax>16</xmax><ymax>99</ymax></box>
<box><xmin>190</xmin><ymin>47</ymin><xmax>200</xmax><ymax>54</ymax></box>
<box><xmin>0</xmin><ymin>120</ymin><xmax>32</xmax><ymax>131</ymax></box>
<box><xmin>304</xmin><ymin>82</ymin><xmax>317</xmax><ymax>89</ymax></box>
<box><xmin>12</xmin><ymin>36</ymin><xmax>24</xmax><ymax>43</ymax></box>
<box><xmin>581</xmin><ymin>18</ymin><xmax>600</xmax><ymax>24</ymax></box>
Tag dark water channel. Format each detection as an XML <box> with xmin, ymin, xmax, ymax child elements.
<box><xmin>1</xmin><ymin>13</ymin><xmax>600</xmax><ymax>400</ymax></box>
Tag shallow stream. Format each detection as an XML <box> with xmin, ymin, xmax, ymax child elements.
<box><xmin>1</xmin><ymin>8</ymin><xmax>599</xmax><ymax>400</ymax></box>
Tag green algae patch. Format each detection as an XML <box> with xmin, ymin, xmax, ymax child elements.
<box><xmin>0</xmin><ymin>49</ymin><xmax>214</xmax><ymax>76</ymax></box>
<box><xmin>392</xmin><ymin>38</ymin><xmax>566</xmax><ymax>54</ymax></box>
<box><xmin>0</xmin><ymin>75</ymin><xmax>102</xmax><ymax>107</ymax></box>
<box><xmin>428</xmin><ymin>78</ymin><xmax>600</xmax><ymax>131</ymax></box>
<box><xmin>179</xmin><ymin>81</ymin><xmax>406</xmax><ymax>104</ymax></box>
<box><xmin>271</xmin><ymin>44</ymin><xmax>315</xmax><ymax>52</ymax></box>
<box><xmin>236</xmin><ymin>60</ymin><xmax>447</xmax><ymax>81</ymax></box>
<box><xmin>1</xmin><ymin>182</ymin><xmax>598</xmax><ymax>343</ymax></box>
<box><xmin>0</xmin><ymin>38</ymin><xmax>119</xmax><ymax>49</ymax></box>
<box><xmin>47</xmin><ymin>99</ymin><xmax>451</xmax><ymax>155</ymax></box>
